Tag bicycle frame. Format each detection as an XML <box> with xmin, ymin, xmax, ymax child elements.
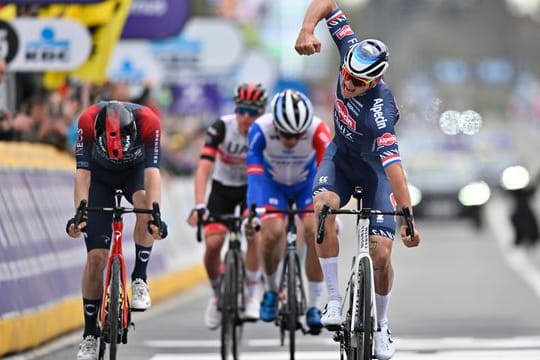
<box><xmin>74</xmin><ymin>190</ymin><xmax>161</xmax><ymax>360</ymax></box>
<box><xmin>100</xmin><ymin>200</ymin><xmax>130</xmax><ymax>339</ymax></box>
<box><xmin>316</xmin><ymin>186</ymin><xmax>414</xmax><ymax>360</ymax></box>
<box><xmin>196</xmin><ymin>204</ymin><xmax>248</xmax><ymax>360</ymax></box>
<box><xmin>252</xmin><ymin>200</ymin><xmax>314</xmax><ymax>360</ymax></box>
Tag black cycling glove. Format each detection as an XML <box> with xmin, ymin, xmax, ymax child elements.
<box><xmin>147</xmin><ymin>219</ymin><xmax>168</xmax><ymax>239</ymax></box>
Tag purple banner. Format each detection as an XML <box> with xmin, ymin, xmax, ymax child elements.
<box><xmin>0</xmin><ymin>170</ymin><xmax>166</xmax><ymax>315</ymax></box>
<box><xmin>121</xmin><ymin>0</ymin><xmax>190</xmax><ymax>39</ymax></box>
<box><xmin>0</xmin><ymin>0</ymin><xmax>102</xmax><ymax>3</ymax></box>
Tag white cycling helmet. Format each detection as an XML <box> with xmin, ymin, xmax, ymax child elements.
<box><xmin>271</xmin><ymin>89</ymin><xmax>313</xmax><ymax>135</ymax></box>
<box><xmin>344</xmin><ymin>39</ymin><xmax>389</xmax><ymax>80</ymax></box>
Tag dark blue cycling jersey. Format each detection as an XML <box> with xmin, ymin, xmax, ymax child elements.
<box><xmin>312</xmin><ymin>9</ymin><xmax>404</xmax><ymax>240</ymax></box>
<box><xmin>327</xmin><ymin>9</ymin><xmax>401</xmax><ymax>167</ymax></box>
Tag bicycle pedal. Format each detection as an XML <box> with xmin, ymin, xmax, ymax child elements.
<box><xmin>324</xmin><ymin>324</ymin><xmax>341</xmax><ymax>332</ymax></box>
<box><xmin>131</xmin><ymin>308</ymin><xmax>147</xmax><ymax>312</ymax></box>
<box><xmin>307</xmin><ymin>327</ymin><xmax>322</xmax><ymax>336</ymax></box>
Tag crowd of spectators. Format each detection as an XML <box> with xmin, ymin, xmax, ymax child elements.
<box><xmin>0</xmin><ymin>64</ymin><xmax>205</xmax><ymax>177</ymax></box>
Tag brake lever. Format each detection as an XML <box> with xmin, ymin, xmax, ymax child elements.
<box><xmin>317</xmin><ymin>204</ymin><xmax>330</xmax><ymax>244</ymax></box>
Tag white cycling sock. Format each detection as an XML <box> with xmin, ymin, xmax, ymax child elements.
<box><xmin>210</xmin><ymin>277</ymin><xmax>221</xmax><ymax>299</ymax></box>
<box><xmin>319</xmin><ymin>257</ymin><xmax>342</xmax><ymax>303</ymax></box>
<box><xmin>246</xmin><ymin>270</ymin><xmax>261</xmax><ymax>298</ymax></box>
<box><xmin>308</xmin><ymin>281</ymin><xmax>324</xmax><ymax>308</ymax></box>
<box><xmin>376</xmin><ymin>292</ymin><xmax>391</xmax><ymax>328</ymax></box>
<box><xmin>264</xmin><ymin>271</ymin><xmax>279</xmax><ymax>292</ymax></box>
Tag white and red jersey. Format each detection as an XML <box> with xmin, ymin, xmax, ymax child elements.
<box><xmin>246</xmin><ymin>114</ymin><xmax>331</xmax><ymax>186</ymax></box>
<box><xmin>200</xmin><ymin>114</ymin><xmax>249</xmax><ymax>187</ymax></box>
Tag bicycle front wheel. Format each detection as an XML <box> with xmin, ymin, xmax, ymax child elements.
<box><xmin>107</xmin><ymin>257</ymin><xmax>121</xmax><ymax>360</ymax></box>
<box><xmin>286</xmin><ymin>253</ymin><xmax>298</xmax><ymax>360</ymax></box>
<box><xmin>220</xmin><ymin>251</ymin><xmax>242</xmax><ymax>360</ymax></box>
<box><xmin>353</xmin><ymin>256</ymin><xmax>373</xmax><ymax>360</ymax></box>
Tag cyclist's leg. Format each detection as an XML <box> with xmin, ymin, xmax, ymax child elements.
<box><xmin>77</xmin><ymin>173</ymin><xmax>114</xmax><ymax>359</ymax></box>
<box><xmin>365</xmin><ymin>163</ymin><xmax>397</xmax><ymax>359</ymax></box>
<box><xmin>312</xmin><ymin>143</ymin><xmax>350</xmax><ymax>301</ymax></box>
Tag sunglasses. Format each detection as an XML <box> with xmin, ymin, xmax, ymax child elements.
<box><xmin>341</xmin><ymin>65</ymin><xmax>373</xmax><ymax>87</ymax></box>
<box><xmin>236</xmin><ymin>107</ymin><xmax>260</xmax><ymax>117</ymax></box>
<box><xmin>279</xmin><ymin>131</ymin><xmax>303</xmax><ymax>140</ymax></box>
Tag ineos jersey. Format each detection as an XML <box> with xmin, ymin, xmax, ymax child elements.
<box><xmin>326</xmin><ymin>9</ymin><xmax>401</xmax><ymax>168</ymax></box>
<box><xmin>246</xmin><ymin>114</ymin><xmax>331</xmax><ymax>186</ymax></box>
<box><xmin>75</xmin><ymin>102</ymin><xmax>161</xmax><ymax>171</ymax></box>
<box><xmin>201</xmin><ymin>115</ymin><xmax>249</xmax><ymax>187</ymax></box>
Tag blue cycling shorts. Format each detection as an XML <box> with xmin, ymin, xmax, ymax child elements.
<box><xmin>312</xmin><ymin>141</ymin><xmax>397</xmax><ymax>240</ymax></box>
<box><xmin>250</xmin><ymin>174</ymin><xmax>315</xmax><ymax>219</ymax></box>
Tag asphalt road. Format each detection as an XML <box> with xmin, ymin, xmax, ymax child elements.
<box><xmin>11</xmin><ymin>203</ymin><xmax>540</xmax><ymax>360</ymax></box>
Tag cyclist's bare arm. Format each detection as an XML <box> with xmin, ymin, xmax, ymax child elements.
<box><xmin>384</xmin><ymin>162</ymin><xmax>421</xmax><ymax>247</ymax></box>
<box><xmin>187</xmin><ymin>158</ymin><xmax>214</xmax><ymax>226</ymax></box>
<box><xmin>295</xmin><ymin>0</ymin><xmax>338</xmax><ymax>55</ymax></box>
<box><xmin>68</xmin><ymin>169</ymin><xmax>90</xmax><ymax>237</ymax></box>
<box><xmin>145</xmin><ymin>167</ymin><xmax>165</xmax><ymax>239</ymax></box>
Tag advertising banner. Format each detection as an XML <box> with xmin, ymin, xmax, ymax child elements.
<box><xmin>7</xmin><ymin>17</ymin><xmax>91</xmax><ymax>71</ymax></box>
<box><xmin>121</xmin><ymin>0</ymin><xmax>190</xmax><ymax>39</ymax></box>
<box><xmin>0</xmin><ymin>0</ymin><xmax>102</xmax><ymax>3</ymax></box>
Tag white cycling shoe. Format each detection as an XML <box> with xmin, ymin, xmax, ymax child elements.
<box><xmin>321</xmin><ymin>300</ymin><xmax>342</xmax><ymax>327</ymax></box>
<box><xmin>374</xmin><ymin>326</ymin><xmax>395</xmax><ymax>360</ymax></box>
<box><xmin>131</xmin><ymin>278</ymin><xmax>151</xmax><ymax>311</ymax></box>
<box><xmin>76</xmin><ymin>335</ymin><xmax>98</xmax><ymax>360</ymax></box>
<box><xmin>242</xmin><ymin>296</ymin><xmax>260</xmax><ymax>321</ymax></box>
<box><xmin>204</xmin><ymin>297</ymin><xmax>221</xmax><ymax>329</ymax></box>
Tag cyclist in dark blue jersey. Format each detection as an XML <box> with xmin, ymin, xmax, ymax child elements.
<box><xmin>295</xmin><ymin>1</ymin><xmax>421</xmax><ymax>359</ymax></box>
<box><xmin>66</xmin><ymin>100</ymin><xmax>168</xmax><ymax>360</ymax></box>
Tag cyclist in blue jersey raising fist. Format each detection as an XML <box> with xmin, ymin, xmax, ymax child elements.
<box><xmin>295</xmin><ymin>1</ymin><xmax>421</xmax><ymax>359</ymax></box>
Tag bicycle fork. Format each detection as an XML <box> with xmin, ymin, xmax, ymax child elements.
<box><xmin>100</xmin><ymin>221</ymin><xmax>131</xmax><ymax>336</ymax></box>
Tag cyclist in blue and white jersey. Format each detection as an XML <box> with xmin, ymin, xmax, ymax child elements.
<box><xmin>247</xmin><ymin>89</ymin><xmax>331</xmax><ymax>333</ymax></box>
<box><xmin>295</xmin><ymin>1</ymin><xmax>422</xmax><ymax>358</ymax></box>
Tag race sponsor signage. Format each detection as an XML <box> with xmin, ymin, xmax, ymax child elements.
<box><xmin>7</xmin><ymin>18</ymin><xmax>91</xmax><ymax>71</ymax></box>
<box><xmin>0</xmin><ymin>19</ymin><xmax>19</xmax><ymax>63</ymax></box>
<box><xmin>121</xmin><ymin>0</ymin><xmax>190</xmax><ymax>39</ymax></box>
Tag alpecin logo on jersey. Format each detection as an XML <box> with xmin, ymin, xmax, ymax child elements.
<box><xmin>336</xmin><ymin>25</ymin><xmax>354</xmax><ymax>39</ymax></box>
<box><xmin>336</xmin><ymin>99</ymin><xmax>356</xmax><ymax>129</ymax></box>
<box><xmin>376</xmin><ymin>132</ymin><xmax>397</xmax><ymax>148</ymax></box>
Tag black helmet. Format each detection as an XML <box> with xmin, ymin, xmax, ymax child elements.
<box><xmin>94</xmin><ymin>101</ymin><xmax>136</xmax><ymax>159</ymax></box>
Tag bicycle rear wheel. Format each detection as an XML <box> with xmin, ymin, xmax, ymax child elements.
<box><xmin>286</xmin><ymin>253</ymin><xmax>297</xmax><ymax>360</ymax></box>
<box><xmin>353</xmin><ymin>256</ymin><xmax>373</xmax><ymax>360</ymax></box>
<box><xmin>107</xmin><ymin>257</ymin><xmax>121</xmax><ymax>360</ymax></box>
<box><xmin>220</xmin><ymin>251</ymin><xmax>242</xmax><ymax>360</ymax></box>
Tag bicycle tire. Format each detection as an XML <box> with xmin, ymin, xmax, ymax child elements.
<box><xmin>354</xmin><ymin>256</ymin><xmax>373</xmax><ymax>360</ymax></box>
<box><xmin>108</xmin><ymin>257</ymin><xmax>121</xmax><ymax>360</ymax></box>
<box><xmin>286</xmin><ymin>252</ymin><xmax>297</xmax><ymax>360</ymax></box>
<box><xmin>344</xmin><ymin>258</ymin><xmax>356</xmax><ymax>360</ymax></box>
<box><xmin>220</xmin><ymin>250</ymin><xmax>240</xmax><ymax>360</ymax></box>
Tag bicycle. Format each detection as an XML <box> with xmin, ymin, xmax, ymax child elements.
<box><xmin>316</xmin><ymin>186</ymin><xmax>414</xmax><ymax>360</ymax></box>
<box><xmin>196</xmin><ymin>204</ymin><xmax>255</xmax><ymax>360</ymax></box>
<box><xmin>74</xmin><ymin>189</ymin><xmax>163</xmax><ymax>360</ymax></box>
<box><xmin>250</xmin><ymin>198</ymin><xmax>315</xmax><ymax>360</ymax></box>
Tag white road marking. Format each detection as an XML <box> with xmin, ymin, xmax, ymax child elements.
<box><xmin>150</xmin><ymin>350</ymin><xmax>540</xmax><ymax>360</ymax></box>
<box><xmin>486</xmin><ymin>199</ymin><xmax>540</xmax><ymax>300</ymax></box>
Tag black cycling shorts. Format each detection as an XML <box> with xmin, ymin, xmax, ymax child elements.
<box><xmin>207</xmin><ymin>180</ymin><xmax>247</xmax><ymax>219</ymax></box>
<box><xmin>85</xmin><ymin>162</ymin><xmax>145</xmax><ymax>251</ymax></box>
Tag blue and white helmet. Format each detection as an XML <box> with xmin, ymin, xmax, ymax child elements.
<box><xmin>271</xmin><ymin>89</ymin><xmax>313</xmax><ymax>134</ymax></box>
<box><xmin>344</xmin><ymin>39</ymin><xmax>389</xmax><ymax>80</ymax></box>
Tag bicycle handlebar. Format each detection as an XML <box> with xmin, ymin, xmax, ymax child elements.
<box><xmin>196</xmin><ymin>205</ymin><xmax>249</xmax><ymax>243</ymax></box>
<box><xmin>73</xmin><ymin>199</ymin><xmax>162</xmax><ymax>228</ymax></box>
<box><xmin>316</xmin><ymin>205</ymin><xmax>414</xmax><ymax>244</ymax></box>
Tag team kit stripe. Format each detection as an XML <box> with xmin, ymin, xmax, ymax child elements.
<box><xmin>381</xmin><ymin>153</ymin><xmax>401</xmax><ymax>167</ymax></box>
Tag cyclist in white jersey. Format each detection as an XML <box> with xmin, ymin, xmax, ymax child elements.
<box><xmin>187</xmin><ymin>83</ymin><xmax>267</xmax><ymax>329</ymax></box>
<box><xmin>295</xmin><ymin>1</ymin><xmax>421</xmax><ymax>359</ymax></box>
<box><xmin>247</xmin><ymin>89</ymin><xmax>331</xmax><ymax>332</ymax></box>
